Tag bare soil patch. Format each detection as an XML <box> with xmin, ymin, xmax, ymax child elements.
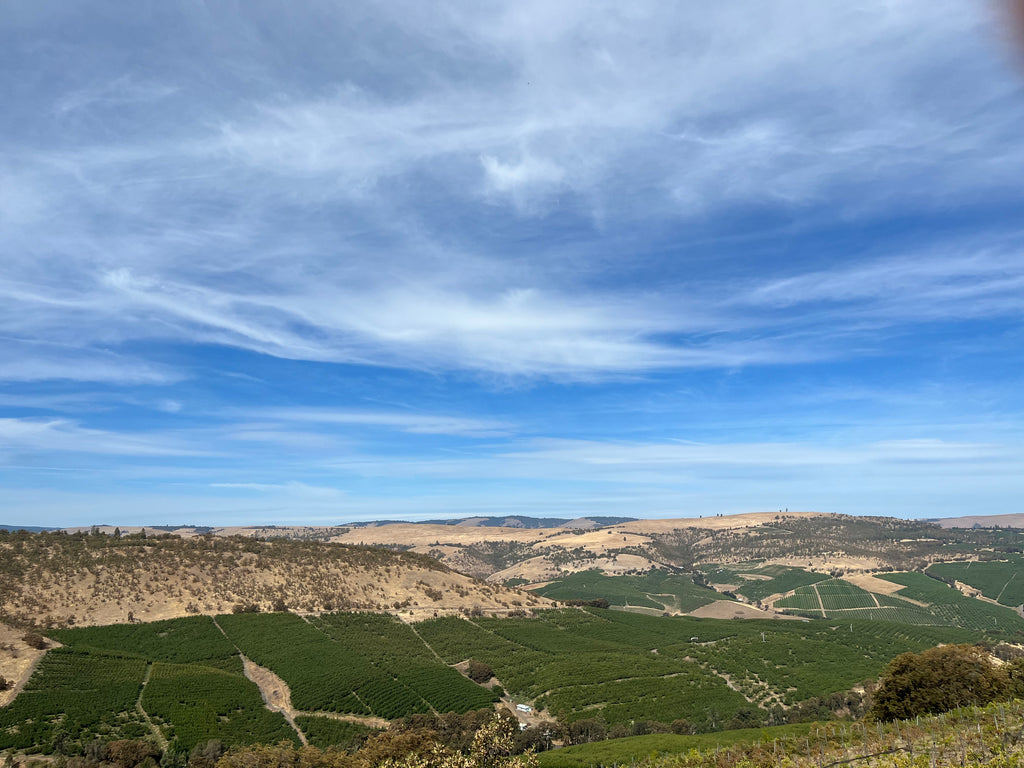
<box><xmin>0</xmin><ymin>626</ymin><xmax>49</xmax><ymax>708</ymax></box>
<box><xmin>241</xmin><ymin>656</ymin><xmax>390</xmax><ymax>738</ymax></box>
<box><xmin>688</xmin><ymin>601</ymin><xmax>802</xmax><ymax>620</ymax></box>
<box><xmin>845</xmin><ymin>573</ymin><xmax>907</xmax><ymax>596</ymax></box>
<box><xmin>764</xmin><ymin>555</ymin><xmax>881</xmax><ymax>572</ymax></box>
<box><xmin>0</xmin><ymin>622</ymin><xmax>53</xmax><ymax>708</ymax></box>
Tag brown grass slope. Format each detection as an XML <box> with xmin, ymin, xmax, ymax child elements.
<box><xmin>0</xmin><ymin>530</ymin><xmax>548</xmax><ymax>629</ymax></box>
<box><xmin>326</xmin><ymin>512</ymin><xmax>993</xmax><ymax>579</ymax></box>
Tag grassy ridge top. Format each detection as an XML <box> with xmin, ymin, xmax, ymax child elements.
<box><xmin>0</xmin><ymin>529</ymin><xmax>546</xmax><ymax>628</ymax></box>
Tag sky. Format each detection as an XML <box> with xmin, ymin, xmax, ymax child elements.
<box><xmin>2</xmin><ymin>1</ymin><xmax>1024</xmax><ymax>527</ymax></box>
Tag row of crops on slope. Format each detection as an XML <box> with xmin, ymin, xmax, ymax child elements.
<box><xmin>51</xmin><ymin>616</ymin><xmax>242</xmax><ymax>672</ymax></box>
<box><xmin>927</xmin><ymin>555</ymin><xmax>1024</xmax><ymax>607</ymax></box>
<box><xmin>294</xmin><ymin>717</ymin><xmax>377</xmax><ymax>750</ymax></box>
<box><xmin>528</xmin><ymin>569</ymin><xmax>724</xmax><ymax>612</ymax></box>
<box><xmin>875</xmin><ymin>572</ymin><xmax>1024</xmax><ymax>632</ymax></box>
<box><xmin>584</xmin><ymin>610</ymin><xmax>975</xmax><ymax>708</ymax></box>
<box><xmin>3</xmin><ymin>606</ymin><xmax>997</xmax><ymax>754</ymax></box>
<box><xmin>217</xmin><ymin>612</ymin><xmax>497</xmax><ymax>719</ymax></box>
<box><xmin>771</xmin><ymin>576</ymin><xmax>1017</xmax><ymax>628</ymax></box>
<box><xmin>415</xmin><ymin>608</ymin><xmax>978</xmax><ymax>728</ymax></box>
<box><xmin>215</xmin><ymin>612</ymin><xmax>420</xmax><ymax>717</ymax></box>
<box><xmin>414</xmin><ymin>611</ymin><xmax>740</xmax><ymax>727</ymax></box>
<box><xmin>0</xmin><ymin>648</ymin><xmax>149</xmax><ymax>752</ymax></box>
<box><xmin>143</xmin><ymin>662</ymin><xmax>296</xmax><ymax>749</ymax></box>
<box><xmin>701</xmin><ymin>564</ymin><xmax>829</xmax><ymax>603</ymax></box>
<box><xmin>2</xmin><ymin>616</ymin><xmax>297</xmax><ymax>753</ymax></box>
<box><xmin>308</xmin><ymin>612</ymin><xmax>497</xmax><ymax>714</ymax></box>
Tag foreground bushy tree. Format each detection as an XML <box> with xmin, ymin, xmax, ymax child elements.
<box><xmin>870</xmin><ymin>644</ymin><xmax>1022</xmax><ymax>721</ymax></box>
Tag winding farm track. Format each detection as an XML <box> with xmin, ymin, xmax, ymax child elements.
<box><xmin>209</xmin><ymin>616</ymin><xmax>309</xmax><ymax>743</ymax></box>
<box><xmin>240</xmin><ymin>656</ymin><xmax>308</xmax><ymax>745</ymax></box>
<box><xmin>211</xmin><ymin>615</ymin><xmax>390</xmax><ymax>736</ymax></box>
<box><xmin>135</xmin><ymin>664</ymin><xmax>168</xmax><ymax>752</ymax></box>
<box><xmin>241</xmin><ymin>655</ymin><xmax>389</xmax><ymax>731</ymax></box>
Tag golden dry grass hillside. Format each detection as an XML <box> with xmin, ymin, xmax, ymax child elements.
<box><xmin>0</xmin><ymin>529</ymin><xmax>548</xmax><ymax>629</ymax></box>
<box><xmin>59</xmin><ymin>511</ymin><xmax>989</xmax><ymax>584</ymax></box>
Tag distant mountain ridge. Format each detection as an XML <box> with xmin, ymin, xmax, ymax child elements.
<box><xmin>346</xmin><ymin>515</ymin><xmax>638</xmax><ymax>529</ymax></box>
<box><xmin>925</xmin><ymin>513</ymin><xmax>1024</xmax><ymax>529</ymax></box>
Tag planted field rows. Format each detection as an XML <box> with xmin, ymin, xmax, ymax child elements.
<box><xmin>703</xmin><ymin>564</ymin><xmax>829</xmax><ymax>603</ymax></box>
<box><xmin>0</xmin><ymin>648</ymin><xmax>148</xmax><ymax>751</ymax></box>
<box><xmin>529</xmin><ymin>569</ymin><xmax>723</xmax><ymax>612</ymax></box>
<box><xmin>417</xmin><ymin>607</ymin><xmax>975</xmax><ymax>729</ymax></box>
<box><xmin>927</xmin><ymin>556</ymin><xmax>1024</xmax><ymax>608</ymax></box>
<box><xmin>769</xmin><ymin>574</ymin><xmax>1024</xmax><ymax>630</ymax></box>
<box><xmin>3</xmin><ymin>612</ymin><xmax>494</xmax><ymax>755</ymax></box>
<box><xmin>143</xmin><ymin>662</ymin><xmax>296</xmax><ymax>749</ymax></box>
<box><xmin>308</xmin><ymin>613</ymin><xmax>497</xmax><ymax>715</ymax></box>
<box><xmin>0</xmin><ymin>605</ymin><xmax>994</xmax><ymax>753</ymax></box>
<box><xmin>876</xmin><ymin>572</ymin><xmax>1024</xmax><ymax>632</ymax></box>
<box><xmin>217</xmin><ymin>612</ymin><xmax>497</xmax><ymax>719</ymax></box>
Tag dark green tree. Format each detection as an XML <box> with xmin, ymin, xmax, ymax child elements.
<box><xmin>870</xmin><ymin>644</ymin><xmax>1008</xmax><ymax>721</ymax></box>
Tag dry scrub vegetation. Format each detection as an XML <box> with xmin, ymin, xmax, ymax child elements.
<box><xmin>0</xmin><ymin>529</ymin><xmax>547</xmax><ymax>629</ymax></box>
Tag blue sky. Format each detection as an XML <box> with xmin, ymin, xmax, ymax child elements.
<box><xmin>2</xmin><ymin>1</ymin><xmax>1023</xmax><ymax>527</ymax></box>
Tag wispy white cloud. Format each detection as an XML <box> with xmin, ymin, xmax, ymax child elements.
<box><xmin>325</xmin><ymin>436</ymin><xmax>1016</xmax><ymax>484</ymax></box>
<box><xmin>253</xmin><ymin>408</ymin><xmax>515</xmax><ymax>437</ymax></box>
<box><xmin>1</xmin><ymin>2</ymin><xmax>1021</xmax><ymax>382</ymax></box>
<box><xmin>0</xmin><ymin>339</ymin><xmax>182</xmax><ymax>385</ymax></box>
<box><xmin>0</xmin><ymin>418</ymin><xmax>214</xmax><ymax>458</ymax></box>
<box><xmin>743</xmin><ymin>247</ymin><xmax>1024</xmax><ymax>321</ymax></box>
<box><xmin>210</xmin><ymin>481</ymin><xmax>344</xmax><ymax>499</ymax></box>
<box><xmin>54</xmin><ymin>75</ymin><xmax>178</xmax><ymax>117</ymax></box>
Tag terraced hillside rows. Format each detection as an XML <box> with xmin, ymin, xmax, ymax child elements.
<box><xmin>766</xmin><ymin>573</ymin><xmax>1024</xmax><ymax>631</ymax></box>
<box><xmin>528</xmin><ymin>569</ymin><xmax>724</xmax><ymax>613</ymax></box>
<box><xmin>0</xmin><ymin>612</ymin><xmax>499</xmax><ymax>754</ymax></box>
<box><xmin>1</xmin><ymin>608</ymin><xmax>986</xmax><ymax>756</ymax></box>
<box><xmin>927</xmin><ymin>555</ymin><xmax>1024</xmax><ymax>607</ymax></box>
<box><xmin>875</xmin><ymin>572</ymin><xmax>1024</xmax><ymax>632</ymax></box>
<box><xmin>702</xmin><ymin>564</ymin><xmax>829</xmax><ymax>603</ymax></box>
<box><xmin>0</xmin><ymin>617</ymin><xmax>295</xmax><ymax>753</ymax></box>
<box><xmin>216</xmin><ymin>612</ymin><xmax>498</xmax><ymax>718</ymax></box>
<box><xmin>415</xmin><ymin>608</ymin><xmax>977</xmax><ymax>731</ymax></box>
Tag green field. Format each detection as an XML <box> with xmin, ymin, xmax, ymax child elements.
<box><xmin>770</xmin><ymin>575</ymin><xmax>1014</xmax><ymax>628</ymax></box>
<box><xmin>308</xmin><ymin>613</ymin><xmax>498</xmax><ymax>714</ymax></box>
<box><xmin>875</xmin><ymin>572</ymin><xmax>1024</xmax><ymax>632</ymax></box>
<box><xmin>3</xmin><ymin>612</ymin><xmax>496</xmax><ymax>755</ymax></box>
<box><xmin>418</xmin><ymin>607</ymin><xmax>975</xmax><ymax>728</ymax></box>
<box><xmin>293</xmin><ymin>717</ymin><xmax>378</xmax><ymax>750</ymax></box>
<box><xmin>143</xmin><ymin>662</ymin><xmax>296</xmax><ymax>750</ymax></box>
<box><xmin>928</xmin><ymin>556</ymin><xmax>1024</xmax><ymax>607</ymax></box>
<box><xmin>529</xmin><ymin>569</ymin><xmax>724</xmax><ymax>612</ymax></box>
<box><xmin>0</xmin><ymin>617</ymin><xmax>296</xmax><ymax>754</ymax></box>
<box><xmin>0</xmin><ymin>648</ymin><xmax>149</xmax><ymax>752</ymax></box>
<box><xmin>537</xmin><ymin>700</ymin><xmax>1024</xmax><ymax>768</ymax></box>
<box><xmin>52</xmin><ymin>615</ymin><xmax>242</xmax><ymax>672</ymax></box>
<box><xmin>0</xmin><ymin>607</ymin><xmax>993</xmax><ymax>755</ymax></box>
<box><xmin>702</xmin><ymin>564</ymin><xmax>829</xmax><ymax>603</ymax></box>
